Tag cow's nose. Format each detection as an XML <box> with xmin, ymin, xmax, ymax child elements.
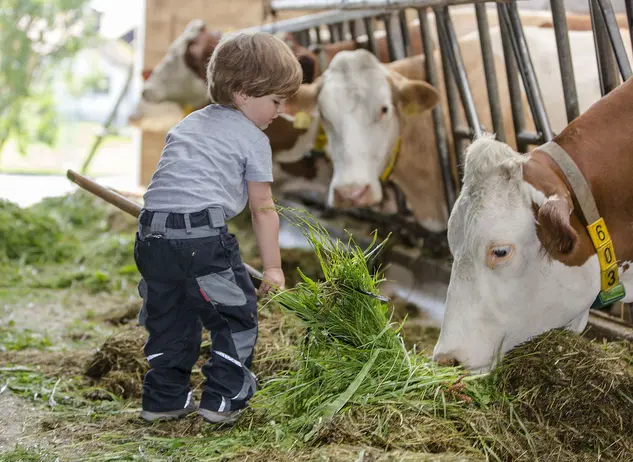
<box><xmin>434</xmin><ymin>353</ymin><xmax>461</xmax><ymax>367</ymax></box>
<box><xmin>334</xmin><ymin>184</ymin><xmax>371</xmax><ymax>205</ymax></box>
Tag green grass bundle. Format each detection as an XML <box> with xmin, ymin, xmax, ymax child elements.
<box><xmin>263</xmin><ymin>210</ymin><xmax>476</xmax><ymax>438</ymax></box>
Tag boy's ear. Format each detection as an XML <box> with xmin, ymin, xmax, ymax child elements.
<box><xmin>233</xmin><ymin>93</ymin><xmax>248</xmax><ymax>106</ymax></box>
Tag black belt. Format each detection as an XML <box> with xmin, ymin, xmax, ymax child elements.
<box><xmin>140</xmin><ymin>209</ymin><xmax>217</xmax><ymax>229</ymax></box>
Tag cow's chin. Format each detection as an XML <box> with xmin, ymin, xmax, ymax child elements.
<box><xmin>566</xmin><ymin>307</ymin><xmax>590</xmax><ymax>333</ymax></box>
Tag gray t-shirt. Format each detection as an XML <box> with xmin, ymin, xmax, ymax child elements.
<box><xmin>143</xmin><ymin>105</ymin><xmax>273</xmax><ymax>220</ymax></box>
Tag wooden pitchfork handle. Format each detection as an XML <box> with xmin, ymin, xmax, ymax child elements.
<box><xmin>65</xmin><ymin>169</ymin><xmax>264</xmax><ymax>284</ymax></box>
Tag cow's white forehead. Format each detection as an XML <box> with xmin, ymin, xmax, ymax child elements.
<box><xmin>448</xmin><ymin>136</ymin><xmax>537</xmax><ymax>254</ymax></box>
<box><xmin>327</xmin><ymin>49</ymin><xmax>383</xmax><ymax>75</ymax></box>
<box><xmin>462</xmin><ymin>135</ymin><xmax>528</xmax><ymax>187</ymax></box>
<box><xmin>320</xmin><ymin>50</ymin><xmax>391</xmax><ymax>116</ymax></box>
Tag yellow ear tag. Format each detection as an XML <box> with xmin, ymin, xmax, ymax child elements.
<box><xmin>293</xmin><ymin>111</ymin><xmax>312</xmax><ymax>130</ymax></box>
<box><xmin>402</xmin><ymin>103</ymin><xmax>419</xmax><ymax>116</ymax></box>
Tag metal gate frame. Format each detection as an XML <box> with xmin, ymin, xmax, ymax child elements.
<box><xmin>250</xmin><ymin>0</ymin><xmax>633</xmax><ymax>215</ymax></box>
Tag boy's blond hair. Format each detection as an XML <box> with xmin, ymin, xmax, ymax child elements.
<box><xmin>207</xmin><ymin>32</ymin><xmax>303</xmax><ymax>107</ymax></box>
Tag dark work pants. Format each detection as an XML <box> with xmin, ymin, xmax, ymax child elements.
<box><xmin>134</xmin><ymin>229</ymin><xmax>258</xmax><ymax>413</ymax></box>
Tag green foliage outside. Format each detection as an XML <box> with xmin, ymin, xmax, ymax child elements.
<box><xmin>0</xmin><ymin>190</ymin><xmax>139</xmax><ymax>293</ymax></box>
<box><xmin>0</xmin><ymin>0</ymin><xmax>98</xmax><ymax>157</ymax></box>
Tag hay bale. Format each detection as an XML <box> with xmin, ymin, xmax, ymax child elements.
<box><xmin>85</xmin><ymin>326</ymin><xmax>147</xmax><ymax>397</ymax></box>
<box><xmin>495</xmin><ymin>329</ymin><xmax>633</xmax><ymax>459</ymax></box>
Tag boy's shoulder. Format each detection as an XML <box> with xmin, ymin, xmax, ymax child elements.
<box><xmin>174</xmin><ymin>104</ymin><xmax>253</xmax><ymax>134</ymax></box>
<box><xmin>168</xmin><ymin>104</ymin><xmax>268</xmax><ymax>149</ymax></box>
<box><xmin>175</xmin><ymin>105</ymin><xmax>265</xmax><ymax>142</ymax></box>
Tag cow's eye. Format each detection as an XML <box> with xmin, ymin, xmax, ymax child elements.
<box><xmin>486</xmin><ymin>244</ymin><xmax>515</xmax><ymax>268</ymax></box>
<box><xmin>493</xmin><ymin>248</ymin><xmax>508</xmax><ymax>258</ymax></box>
<box><xmin>377</xmin><ymin>105</ymin><xmax>389</xmax><ymax>121</ymax></box>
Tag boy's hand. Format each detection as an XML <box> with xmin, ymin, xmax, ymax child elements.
<box><xmin>259</xmin><ymin>267</ymin><xmax>285</xmax><ymax>296</ymax></box>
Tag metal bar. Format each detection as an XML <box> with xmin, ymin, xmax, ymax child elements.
<box><xmin>590</xmin><ymin>0</ymin><xmax>620</xmax><ymax>95</ymax></box>
<box><xmin>626</xmin><ymin>0</ymin><xmax>633</xmax><ymax>52</ymax></box>
<box><xmin>475</xmin><ymin>3</ymin><xmax>505</xmax><ymax>142</ymax></box>
<box><xmin>516</xmin><ymin>131</ymin><xmax>545</xmax><ymax>146</ymax></box>
<box><xmin>399</xmin><ymin>9</ymin><xmax>412</xmax><ymax>56</ymax></box>
<box><xmin>314</xmin><ymin>26</ymin><xmax>323</xmax><ymax>44</ymax></box>
<box><xmin>327</xmin><ymin>23</ymin><xmax>338</xmax><ymax>42</ymax></box>
<box><xmin>596</xmin><ymin>0</ymin><xmax>633</xmax><ymax>80</ymax></box>
<box><xmin>270</xmin><ymin>0</ymin><xmax>494</xmax><ymax>11</ymax></box>
<box><xmin>382</xmin><ymin>13</ymin><xmax>400</xmax><ymax>61</ymax></box>
<box><xmin>348</xmin><ymin>18</ymin><xmax>358</xmax><ymax>39</ymax></box>
<box><xmin>336</xmin><ymin>21</ymin><xmax>346</xmax><ymax>40</ymax></box>
<box><xmin>454</xmin><ymin>128</ymin><xmax>477</xmax><ymax>139</ymax></box>
<box><xmin>298</xmin><ymin>29</ymin><xmax>311</xmax><ymax>47</ymax></box>
<box><xmin>418</xmin><ymin>7</ymin><xmax>457</xmax><ymax>212</ymax></box>
<box><xmin>243</xmin><ymin>9</ymin><xmax>388</xmax><ymax>35</ymax></box>
<box><xmin>435</xmin><ymin>14</ymin><xmax>464</xmax><ymax>165</ymax></box>
<box><xmin>496</xmin><ymin>3</ymin><xmax>528</xmax><ymax>153</ymax></box>
<box><xmin>363</xmin><ymin>16</ymin><xmax>378</xmax><ymax>53</ymax></box>
<box><xmin>550</xmin><ymin>0</ymin><xmax>580</xmax><ymax>123</ymax></box>
<box><xmin>435</xmin><ymin>6</ymin><xmax>482</xmax><ymax>137</ymax></box>
<box><xmin>499</xmin><ymin>3</ymin><xmax>553</xmax><ymax>142</ymax></box>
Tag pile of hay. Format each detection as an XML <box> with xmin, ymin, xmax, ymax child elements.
<box><xmin>84</xmin><ymin>326</ymin><xmax>147</xmax><ymax>398</ymax></box>
<box><xmin>249</xmin><ymin>306</ymin><xmax>304</xmax><ymax>381</ymax></box>
<box><xmin>490</xmin><ymin>329</ymin><xmax>633</xmax><ymax>459</ymax></box>
<box><xmin>75</xmin><ymin>206</ymin><xmax>633</xmax><ymax>460</ymax></box>
<box><xmin>84</xmin><ymin>304</ymin><xmax>305</xmax><ymax>399</ymax></box>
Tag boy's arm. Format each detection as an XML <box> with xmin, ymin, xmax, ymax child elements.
<box><xmin>247</xmin><ymin>181</ymin><xmax>285</xmax><ymax>294</ymax></box>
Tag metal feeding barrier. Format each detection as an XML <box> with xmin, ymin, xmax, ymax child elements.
<box><xmin>250</xmin><ymin>0</ymin><xmax>632</xmax><ymax>216</ymax></box>
<box><xmin>245</xmin><ymin>0</ymin><xmax>633</xmax><ymax>327</ymax></box>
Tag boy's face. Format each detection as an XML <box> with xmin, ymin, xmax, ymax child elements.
<box><xmin>234</xmin><ymin>93</ymin><xmax>286</xmax><ymax>130</ymax></box>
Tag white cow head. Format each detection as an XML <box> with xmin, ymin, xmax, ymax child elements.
<box><xmin>307</xmin><ymin>49</ymin><xmax>439</xmax><ymax>209</ymax></box>
<box><xmin>142</xmin><ymin>19</ymin><xmax>210</xmax><ymax>108</ymax></box>
<box><xmin>432</xmin><ymin>135</ymin><xmax>599</xmax><ymax>372</ymax></box>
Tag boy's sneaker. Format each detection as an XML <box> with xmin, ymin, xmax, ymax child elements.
<box><xmin>140</xmin><ymin>399</ymin><xmax>197</xmax><ymax>422</ymax></box>
<box><xmin>197</xmin><ymin>407</ymin><xmax>242</xmax><ymax>425</ymax></box>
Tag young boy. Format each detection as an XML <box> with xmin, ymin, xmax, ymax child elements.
<box><xmin>133</xmin><ymin>32</ymin><xmax>303</xmax><ymax>425</ymax></box>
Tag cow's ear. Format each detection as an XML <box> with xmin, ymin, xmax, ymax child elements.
<box><xmin>536</xmin><ymin>197</ymin><xmax>578</xmax><ymax>256</ymax></box>
<box><xmin>287</xmin><ymin>79</ymin><xmax>320</xmax><ymax>112</ymax></box>
<box><xmin>395</xmin><ymin>79</ymin><xmax>440</xmax><ymax>115</ymax></box>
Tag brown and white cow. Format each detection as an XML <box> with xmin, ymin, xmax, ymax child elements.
<box><xmin>285</xmin><ymin>31</ymin><xmax>525</xmax><ymax>233</ymax></box>
<box><xmin>141</xmin><ymin>20</ymin><xmax>220</xmax><ymax>109</ymax></box>
<box><xmin>432</xmin><ymin>76</ymin><xmax>633</xmax><ymax>372</ymax></box>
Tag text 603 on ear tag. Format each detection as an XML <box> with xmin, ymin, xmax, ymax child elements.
<box><xmin>293</xmin><ymin>111</ymin><xmax>312</xmax><ymax>130</ymax></box>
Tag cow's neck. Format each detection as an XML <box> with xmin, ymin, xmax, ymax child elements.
<box><xmin>529</xmin><ymin>77</ymin><xmax>633</xmax><ymax>268</ymax></box>
<box><xmin>555</xmin><ymin>77</ymin><xmax>633</xmax><ymax>264</ymax></box>
<box><xmin>389</xmin><ymin>111</ymin><xmax>451</xmax><ymax>233</ymax></box>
